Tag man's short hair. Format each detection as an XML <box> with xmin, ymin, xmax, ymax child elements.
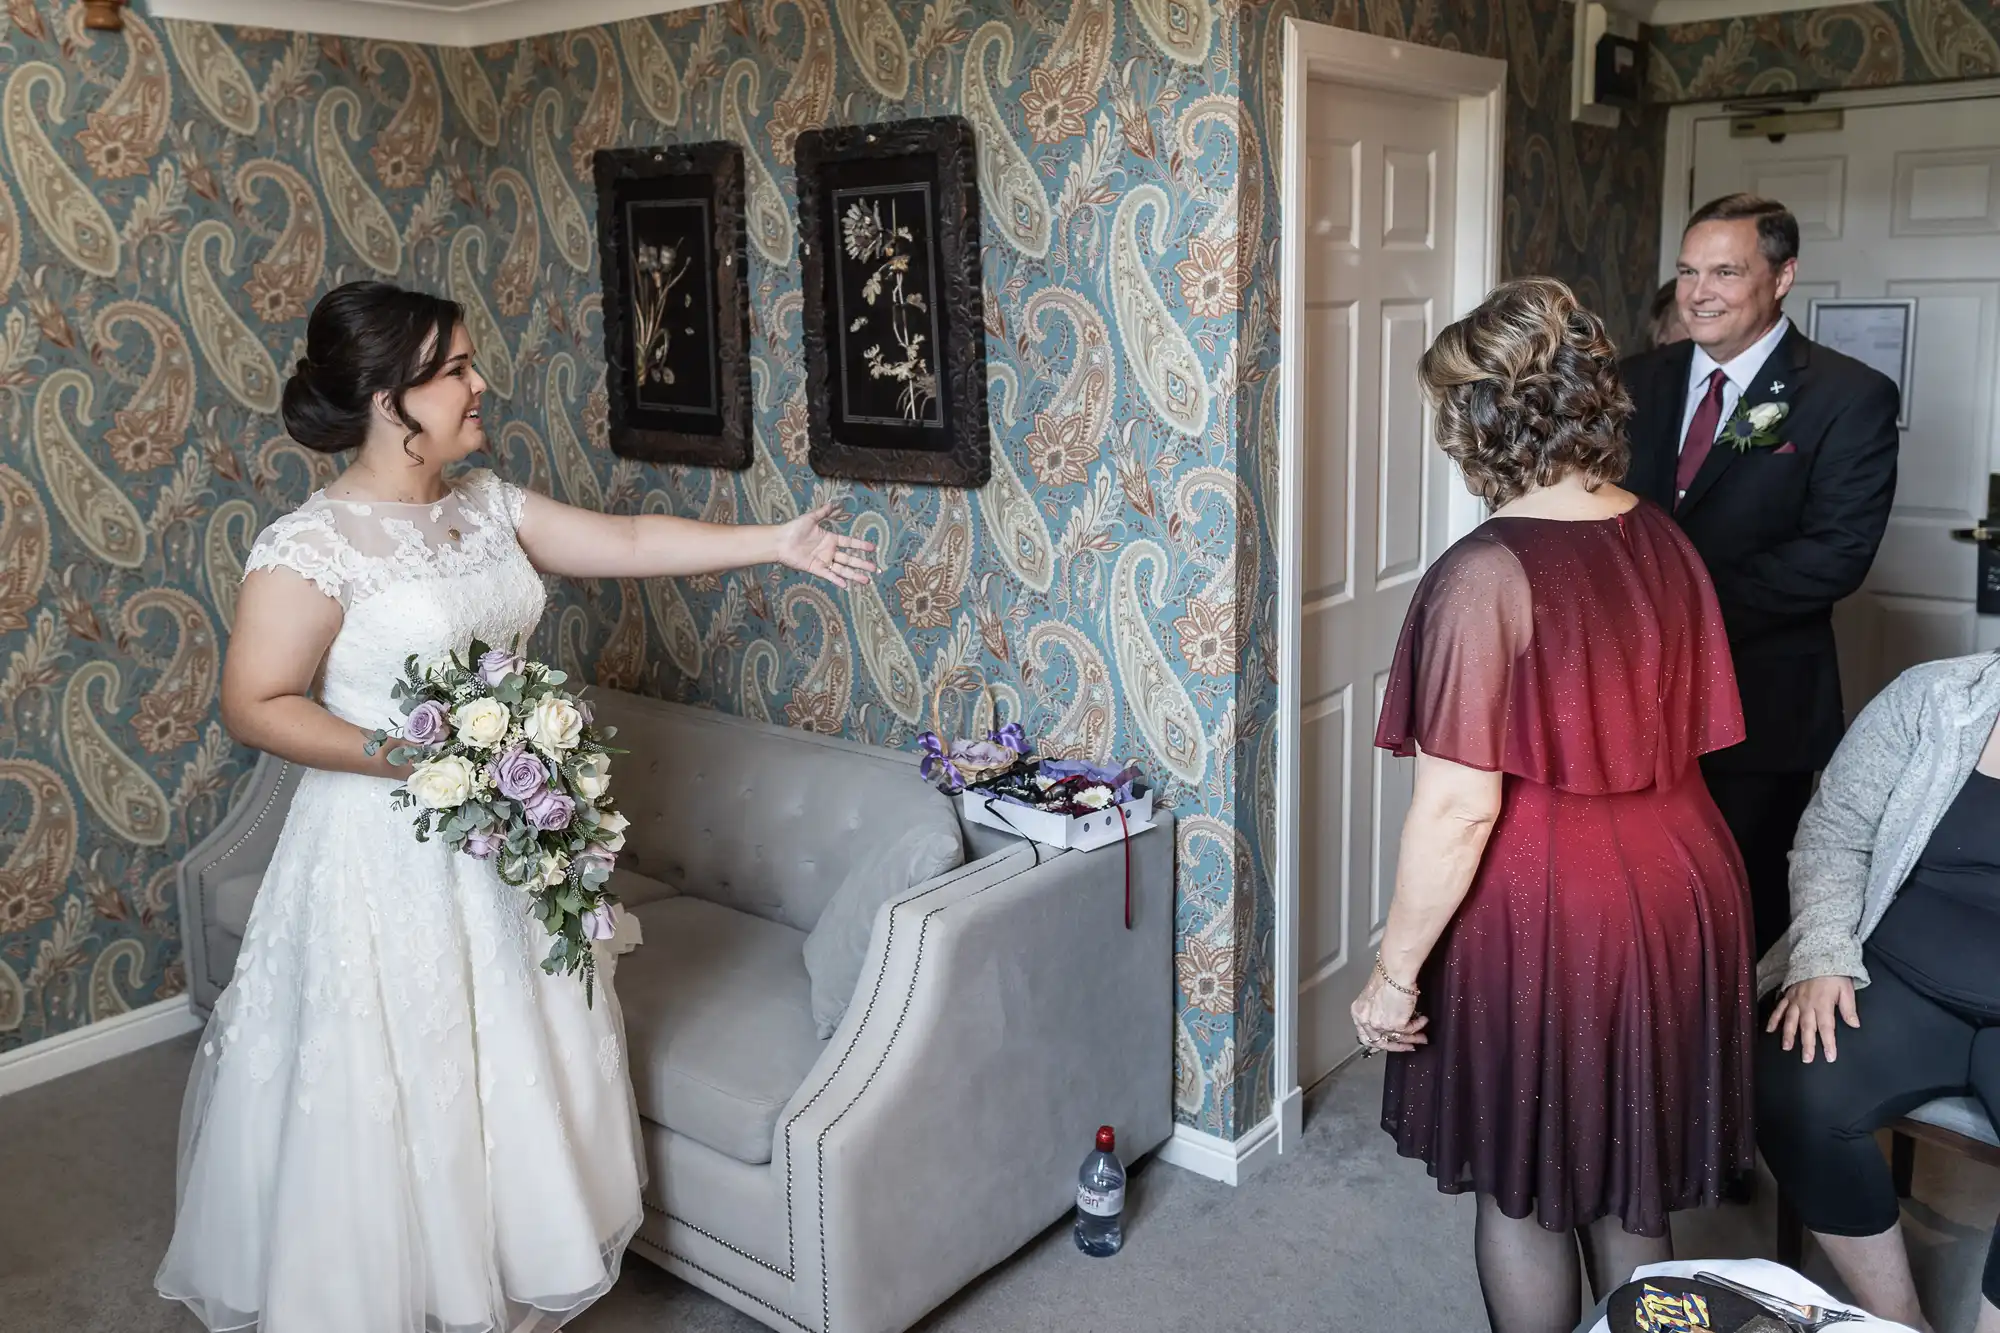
<box><xmin>1685</xmin><ymin>193</ymin><xmax>1799</xmax><ymax>269</ymax></box>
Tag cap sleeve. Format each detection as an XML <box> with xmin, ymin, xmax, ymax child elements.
<box><xmin>461</xmin><ymin>467</ymin><xmax>528</xmax><ymax>529</ymax></box>
<box><xmin>244</xmin><ymin>508</ymin><xmax>356</xmax><ymax>608</ymax></box>
<box><xmin>1374</xmin><ymin>535</ymin><xmax>1533</xmax><ymax>771</ymax></box>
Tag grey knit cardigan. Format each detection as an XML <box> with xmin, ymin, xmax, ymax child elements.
<box><xmin>1759</xmin><ymin>651</ymin><xmax>2000</xmax><ymax>996</ymax></box>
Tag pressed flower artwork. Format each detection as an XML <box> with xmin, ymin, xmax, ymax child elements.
<box><xmin>796</xmin><ymin>116</ymin><xmax>989</xmax><ymax>487</ymax></box>
<box><xmin>593</xmin><ymin>142</ymin><xmax>751</xmax><ymax>468</ymax></box>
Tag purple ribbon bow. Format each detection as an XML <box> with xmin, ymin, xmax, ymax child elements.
<box><xmin>916</xmin><ymin>731</ymin><xmax>967</xmax><ymax>793</ymax></box>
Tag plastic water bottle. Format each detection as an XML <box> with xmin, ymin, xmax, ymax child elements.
<box><xmin>1074</xmin><ymin>1125</ymin><xmax>1125</xmax><ymax>1257</ymax></box>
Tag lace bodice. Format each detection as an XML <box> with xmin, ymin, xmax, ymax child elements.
<box><xmin>244</xmin><ymin>468</ymin><xmax>546</xmax><ymax>730</ymax></box>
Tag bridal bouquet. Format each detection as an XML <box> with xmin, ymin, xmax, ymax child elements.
<box><xmin>364</xmin><ymin>637</ymin><xmax>629</xmax><ymax>1004</ymax></box>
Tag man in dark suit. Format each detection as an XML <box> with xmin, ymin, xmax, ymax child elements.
<box><xmin>1622</xmin><ymin>193</ymin><xmax>1900</xmax><ymax>958</ymax></box>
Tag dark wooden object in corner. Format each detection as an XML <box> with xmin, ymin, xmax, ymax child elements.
<box><xmin>82</xmin><ymin>0</ymin><xmax>125</xmax><ymax>30</ymax></box>
<box><xmin>1776</xmin><ymin>1123</ymin><xmax>2000</xmax><ymax>1269</ymax></box>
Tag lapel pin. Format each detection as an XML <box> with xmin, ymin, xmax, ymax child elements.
<box><xmin>1769</xmin><ymin>380</ymin><xmax>1785</xmax><ymax>394</ymax></box>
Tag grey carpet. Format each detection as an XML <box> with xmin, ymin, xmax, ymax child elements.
<box><xmin>4</xmin><ymin>1033</ymin><xmax>1997</xmax><ymax>1332</ymax></box>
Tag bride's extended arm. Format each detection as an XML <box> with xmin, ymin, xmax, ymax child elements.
<box><xmin>513</xmin><ymin>491</ymin><xmax>877</xmax><ymax>587</ymax></box>
<box><xmin>221</xmin><ymin>570</ymin><xmax>406</xmax><ymax>778</ymax></box>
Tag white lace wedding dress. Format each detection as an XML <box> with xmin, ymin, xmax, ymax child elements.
<box><xmin>156</xmin><ymin>469</ymin><xmax>645</xmax><ymax>1333</ymax></box>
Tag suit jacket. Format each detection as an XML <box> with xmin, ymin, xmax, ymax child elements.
<box><xmin>1621</xmin><ymin>325</ymin><xmax>1899</xmax><ymax>774</ymax></box>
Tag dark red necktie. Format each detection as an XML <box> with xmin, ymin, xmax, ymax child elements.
<box><xmin>1675</xmin><ymin>368</ymin><xmax>1730</xmax><ymax>499</ymax></box>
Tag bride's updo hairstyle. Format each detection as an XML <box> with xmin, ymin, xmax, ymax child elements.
<box><xmin>281</xmin><ymin>280</ymin><xmax>466</xmax><ymax>454</ymax></box>
<box><xmin>1416</xmin><ymin>276</ymin><xmax>1633</xmax><ymax>508</ymax></box>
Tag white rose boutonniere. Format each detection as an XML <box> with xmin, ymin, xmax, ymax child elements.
<box><xmin>408</xmin><ymin>755</ymin><xmax>477</xmax><ymax>809</ymax></box>
<box><xmin>451</xmin><ymin>697</ymin><xmax>510</xmax><ymax>750</ymax></box>
<box><xmin>525</xmin><ymin>696</ymin><xmax>584</xmax><ymax>754</ymax></box>
<box><xmin>1721</xmin><ymin>398</ymin><xmax>1790</xmax><ymax>452</ymax></box>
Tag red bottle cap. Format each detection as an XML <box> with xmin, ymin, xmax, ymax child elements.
<box><xmin>1096</xmin><ymin>1125</ymin><xmax>1116</xmax><ymax>1152</ymax></box>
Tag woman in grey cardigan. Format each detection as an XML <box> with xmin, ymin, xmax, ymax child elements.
<box><xmin>1759</xmin><ymin>650</ymin><xmax>2000</xmax><ymax>1333</ymax></box>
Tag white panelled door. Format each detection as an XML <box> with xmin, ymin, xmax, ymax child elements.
<box><xmin>1688</xmin><ymin>93</ymin><xmax>2000</xmax><ymax>711</ymax></box>
<box><xmin>1296</xmin><ymin>79</ymin><xmax>1459</xmax><ymax>1092</ymax></box>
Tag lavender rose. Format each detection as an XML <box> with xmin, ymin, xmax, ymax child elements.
<box><xmin>524</xmin><ymin>787</ymin><xmax>575</xmax><ymax>832</ymax></box>
<box><xmin>462</xmin><ymin>829</ymin><xmax>502</xmax><ymax>860</ymax></box>
<box><xmin>576</xmin><ymin>848</ymin><xmax>617</xmax><ymax>879</ymax></box>
<box><xmin>584</xmin><ymin>902</ymin><xmax>618</xmax><ymax>941</ymax></box>
<box><xmin>490</xmin><ymin>745</ymin><xmax>548</xmax><ymax>803</ymax></box>
<box><xmin>402</xmin><ymin>700</ymin><xmax>449</xmax><ymax>747</ymax></box>
<box><xmin>477</xmin><ymin>647</ymin><xmax>525</xmax><ymax>688</ymax></box>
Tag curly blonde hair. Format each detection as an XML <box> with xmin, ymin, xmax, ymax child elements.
<box><xmin>1416</xmin><ymin>277</ymin><xmax>1632</xmax><ymax>508</ymax></box>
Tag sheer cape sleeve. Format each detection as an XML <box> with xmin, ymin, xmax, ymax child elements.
<box><xmin>1374</xmin><ymin>535</ymin><xmax>1533</xmax><ymax>772</ymax></box>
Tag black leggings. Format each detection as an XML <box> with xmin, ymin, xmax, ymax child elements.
<box><xmin>1756</xmin><ymin>956</ymin><xmax>2000</xmax><ymax>1305</ymax></box>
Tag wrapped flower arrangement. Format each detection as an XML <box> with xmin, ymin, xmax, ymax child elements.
<box><xmin>364</xmin><ymin>637</ymin><xmax>629</xmax><ymax>1004</ymax></box>
<box><xmin>972</xmin><ymin>758</ymin><xmax>1146</xmax><ymax>817</ymax></box>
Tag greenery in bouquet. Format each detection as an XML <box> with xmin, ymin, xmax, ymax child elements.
<box><xmin>364</xmin><ymin>637</ymin><xmax>629</xmax><ymax>1005</ymax></box>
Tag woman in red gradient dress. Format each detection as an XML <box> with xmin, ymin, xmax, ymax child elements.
<box><xmin>1352</xmin><ymin>279</ymin><xmax>1755</xmax><ymax>1333</ymax></box>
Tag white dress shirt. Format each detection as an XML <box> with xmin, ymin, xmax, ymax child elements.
<box><xmin>1678</xmin><ymin>314</ymin><xmax>1792</xmax><ymax>458</ymax></box>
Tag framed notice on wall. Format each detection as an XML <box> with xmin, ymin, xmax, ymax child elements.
<box><xmin>1808</xmin><ymin>298</ymin><xmax>1916</xmax><ymax>429</ymax></box>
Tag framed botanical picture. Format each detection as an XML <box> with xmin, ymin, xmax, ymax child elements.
<box><xmin>593</xmin><ymin>142</ymin><xmax>751</xmax><ymax>468</ymax></box>
<box><xmin>795</xmin><ymin>116</ymin><xmax>990</xmax><ymax>488</ymax></box>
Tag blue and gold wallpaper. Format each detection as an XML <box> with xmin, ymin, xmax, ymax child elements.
<box><xmin>1651</xmin><ymin>0</ymin><xmax>2000</xmax><ymax>102</ymax></box>
<box><xmin>0</xmin><ymin>0</ymin><xmax>1664</xmax><ymax>1138</ymax></box>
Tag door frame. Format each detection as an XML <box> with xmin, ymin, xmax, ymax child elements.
<box><xmin>1273</xmin><ymin>19</ymin><xmax>1505</xmax><ymax>1157</ymax></box>
<box><xmin>1656</xmin><ymin>77</ymin><xmax>2000</xmax><ymax>282</ymax></box>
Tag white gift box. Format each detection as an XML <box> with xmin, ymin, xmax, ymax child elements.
<box><xmin>958</xmin><ymin>784</ymin><xmax>1155</xmax><ymax>852</ymax></box>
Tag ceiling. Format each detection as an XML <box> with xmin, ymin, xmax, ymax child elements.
<box><xmin>142</xmin><ymin>0</ymin><xmax>710</xmax><ymax>45</ymax></box>
<box><xmin>140</xmin><ymin>0</ymin><xmax>1844</xmax><ymax>50</ymax></box>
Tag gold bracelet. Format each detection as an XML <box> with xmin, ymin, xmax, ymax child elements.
<box><xmin>1375</xmin><ymin>954</ymin><xmax>1419</xmax><ymax>998</ymax></box>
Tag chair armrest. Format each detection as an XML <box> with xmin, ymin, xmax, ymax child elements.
<box><xmin>176</xmin><ymin>751</ymin><xmax>301</xmax><ymax>1016</ymax></box>
<box><xmin>775</xmin><ymin>817</ymin><xmax>1175</xmax><ymax>1333</ymax></box>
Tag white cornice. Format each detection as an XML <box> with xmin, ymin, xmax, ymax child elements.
<box><xmin>1643</xmin><ymin>0</ymin><xmax>1839</xmax><ymax>26</ymax></box>
<box><xmin>141</xmin><ymin>0</ymin><xmax>710</xmax><ymax>46</ymax></box>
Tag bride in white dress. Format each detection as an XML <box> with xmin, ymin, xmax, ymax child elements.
<box><xmin>155</xmin><ymin>281</ymin><xmax>876</xmax><ymax>1332</ymax></box>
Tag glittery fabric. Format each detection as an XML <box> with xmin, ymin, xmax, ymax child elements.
<box><xmin>1373</xmin><ymin>500</ymin><xmax>1756</xmax><ymax>1237</ymax></box>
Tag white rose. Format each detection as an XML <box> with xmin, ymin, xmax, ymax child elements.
<box><xmin>452</xmin><ymin>697</ymin><xmax>510</xmax><ymax>750</ymax></box>
<box><xmin>595</xmin><ymin>808</ymin><xmax>630</xmax><ymax>852</ymax></box>
<box><xmin>573</xmin><ymin>753</ymin><xmax>612</xmax><ymax>801</ymax></box>
<box><xmin>539</xmin><ymin>851</ymin><xmax>571</xmax><ymax>887</ymax></box>
<box><xmin>1747</xmin><ymin>402</ymin><xmax>1785</xmax><ymax>431</ymax></box>
<box><xmin>408</xmin><ymin>755</ymin><xmax>477</xmax><ymax>810</ymax></box>
<box><xmin>524</xmin><ymin>696</ymin><xmax>584</xmax><ymax>754</ymax></box>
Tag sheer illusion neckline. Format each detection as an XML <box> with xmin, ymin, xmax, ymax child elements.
<box><xmin>313</xmin><ymin>488</ymin><xmax>457</xmax><ymax>509</ymax></box>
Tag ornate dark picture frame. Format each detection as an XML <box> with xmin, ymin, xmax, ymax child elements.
<box><xmin>594</xmin><ymin>142</ymin><xmax>751</xmax><ymax>469</ymax></box>
<box><xmin>795</xmin><ymin>116</ymin><xmax>990</xmax><ymax>488</ymax></box>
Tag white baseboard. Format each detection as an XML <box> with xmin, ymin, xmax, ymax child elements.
<box><xmin>1155</xmin><ymin>1110</ymin><xmax>1286</xmax><ymax>1186</ymax></box>
<box><xmin>0</xmin><ymin>997</ymin><xmax>202</xmax><ymax>1100</ymax></box>
<box><xmin>1276</xmin><ymin>1084</ymin><xmax>1304</xmax><ymax>1153</ymax></box>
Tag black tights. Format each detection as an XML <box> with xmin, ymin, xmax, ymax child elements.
<box><xmin>1473</xmin><ymin>1195</ymin><xmax>1673</xmax><ymax>1333</ymax></box>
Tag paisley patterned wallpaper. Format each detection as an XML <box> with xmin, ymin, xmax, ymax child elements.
<box><xmin>0</xmin><ymin>0</ymin><xmax>1661</xmax><ymax>1140</ymax></box>
<box><xmin>1651</xmin><ymin>0</ymin><xmax>2000</xmax><ymax>102</ymax></box>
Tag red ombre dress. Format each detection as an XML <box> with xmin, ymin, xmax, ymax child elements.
<box><xmin>1373</xmin><ymin>500</ymin><xmax>1754</xmax><ymax>1237</ymax></box>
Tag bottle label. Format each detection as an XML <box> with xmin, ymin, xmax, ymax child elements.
<box><xmin>1077</xmin><ymin>1184</ymin><xmax>1124</xmax><ymax>1218</ymax></box>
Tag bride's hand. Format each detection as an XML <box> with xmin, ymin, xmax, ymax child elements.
<box><xmin>775</xmin><ymin>504</ymin><xmax>878</xmax><ymax>588</ymax></box>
